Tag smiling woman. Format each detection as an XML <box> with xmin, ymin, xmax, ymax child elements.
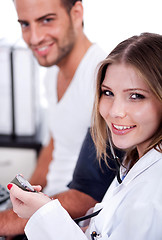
<box><xmin>8</xmin><ymin>32</ymin><xmax>162</xmax><ymax>240</ymax></box>
<box><xmin>99</xmin><ymin>63</ymin><xmax>161</xmax><ymax>157</ymax></box>
<box><xmin>92</xmin><ymin>32</ymin><xmax>162</xmax><ymax>170</ymax></box>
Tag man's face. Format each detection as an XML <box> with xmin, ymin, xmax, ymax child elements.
<box><xmin>14</xmin><ymin>0</ymin><xmax>76</xmax><ymax>67</ymax></box>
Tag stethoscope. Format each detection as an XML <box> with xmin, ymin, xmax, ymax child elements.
<box><xmin>74</xmin><ymin>127</ymin><xmax>122</xmax><ymax>239</ymax></box>
<box><xmin>74</xmin><ymin>128</ymin><xmax>122</xmax><ymax>224</ymax></box>
<box><xmin>108</xmin><ymin>127</ymin><xmax>122</xmax><ymax>184</ymax></box>
<box><xmin>74</xmin><ymin>153</ymin><xmax>122</xmax><ymax>239</ymax></box>
<box><xmin>74</xmin><ymin>156</ymin><xmax>122</xmax><ymax>224</ymax></box>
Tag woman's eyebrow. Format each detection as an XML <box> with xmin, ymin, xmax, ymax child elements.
<box><xmin>101</xmin><ymin>84</ymin><xmax>110</xmax><ymax>89</ymax></box>
<box><xmin>124</xmin><ymin>88</ymin><xmax>150</xmax><ymax>93</ymax></box>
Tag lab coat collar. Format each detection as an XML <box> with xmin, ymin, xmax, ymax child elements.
<box><xmin>120</xmin><ymin>148</ymin><xmax>161</xmax><ymax>186</ymax></box>
<box><xmin>90</xmin><ymin>148</ymin><xmax>162</xmax><ymax>237</ymax></box>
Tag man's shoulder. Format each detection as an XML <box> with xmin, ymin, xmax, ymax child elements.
<box><xmin>87</xmin><ymin>43</ymin><xmax>107</xmax><ymax>61</ymax></box>
<box><xmin>79</xmin><ymin>44</ymin><xmax>106</xmax><ymax>74</ymax></box>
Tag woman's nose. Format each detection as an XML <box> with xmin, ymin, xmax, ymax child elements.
<box><xmin>109</xmin><ymin>99</ymin><xmax>126</xmax><ymax>119</ymax></box>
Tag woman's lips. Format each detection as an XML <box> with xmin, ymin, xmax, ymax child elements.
<box><xmin>111</xmin><ymin>123</ymin><xmax>136</xmax><ymax>135</ymax></box>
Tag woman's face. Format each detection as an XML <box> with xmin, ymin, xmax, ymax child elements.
<box><xmin>99</xmin><ymin>63</ymin><xmax>162</xmax><ymax>157</ymax></box>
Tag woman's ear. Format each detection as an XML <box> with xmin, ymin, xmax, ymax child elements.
<box><xmin>70</xmin><ymin>1</ymin><xmax>83</xmax><ymax>28</ymax></box>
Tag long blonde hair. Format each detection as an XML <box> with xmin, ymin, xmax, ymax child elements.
<box><xmin>92</xmin><ymin>32</ymin><xmax>162</xmax><ymax>168</ymax></box>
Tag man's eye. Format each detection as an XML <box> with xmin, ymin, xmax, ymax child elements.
<box><xmin>43</xmin><ymin>18</ymin><xmax>54</xmax><ymax>23</ymax></box>
<box><xmin>20</xmin><ymin>22</ymin><xmax>29</xmax><ymax>29</ymax></box>
<box><xmin>130</xmin><ymin>93</ymin><xmax>145</xmax><ymax>100</ymax></box>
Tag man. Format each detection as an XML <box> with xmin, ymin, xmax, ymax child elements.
<box><xmin>0</xmin><ymin>0</ymin><xmax>108</xmax><ymax>238</ymax></box>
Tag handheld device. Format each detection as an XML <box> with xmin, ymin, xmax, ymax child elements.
<box><xmin>0</xmin><ymin>184</ymin><xmax>10</xmax><ymax>204</ymax></box>
<box><xmin>11</xmin><ymin>174</ymin><xmax>36</xmax><ymax>192</ymax></box>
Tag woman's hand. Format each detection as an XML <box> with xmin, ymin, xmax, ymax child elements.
<box><xmin>8</xmin><ymin>183</ymin><xmax>51</xmax><ymax>219</ymax></box>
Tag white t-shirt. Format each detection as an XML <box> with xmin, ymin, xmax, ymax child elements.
<box><xmin>25</xmin><ymin>148</ymin><xmax>162</xmax><ymax>240</ymax></box>
<box><xmin>43</xmin><ymin>44</ymin><xmax>106</xmax><ymax>195</ymax></box>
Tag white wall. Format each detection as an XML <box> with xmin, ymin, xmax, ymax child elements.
<box><xmin>0</xmin><ymin>0</ymin><xmax>162</xmax><ymax>51</ymax></box>
<box><xmin>83</xmin><ymin>0</ymin><xmax>162</xmax><ymax>53</ymax></box>
<box><xmin>0</xmin><ymin>0</ymin><xmax>22</xmax><ymax>45</ymax></box>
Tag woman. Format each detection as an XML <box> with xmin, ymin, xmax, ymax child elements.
<box><xmin>8</xmin><ymin>32</ymin><xmax>162</xmax><ymax>239</ymax></box>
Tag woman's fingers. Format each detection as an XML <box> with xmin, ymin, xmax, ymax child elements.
<box><xmin>8</xmin><ymin>183</ymin><xmax>52</xmax><ymax>219</ymax></box>
<box><xmin>32</xmin><ymin>185</ymin><xmax>42</xmax><ymax>192</ymax></box>
<box><xmin>8</xmin><ymin>183</ymin><xmax>29</xmax><ymax>203</ymax></box>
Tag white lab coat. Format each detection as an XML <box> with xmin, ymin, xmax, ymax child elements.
<box><xmin>25</xmin><ymin>148</ymin><xmax>162</xmax><ymax>240</ymax></box>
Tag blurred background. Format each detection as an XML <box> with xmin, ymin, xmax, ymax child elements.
<box><xmin>0</xmin><ymin>0</ymin><xmax>161</xmax><ymax>185</ymax></box>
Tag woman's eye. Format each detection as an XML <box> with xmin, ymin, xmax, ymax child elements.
<box><xmin>101</xmin><ymin>89</ymin><xmax>113</xmax><ymax>97</ymax></box>
<box><xmin>130</xmin><ymin>93</ymin><xmax>145</xmax><ymax>100</ymax></box>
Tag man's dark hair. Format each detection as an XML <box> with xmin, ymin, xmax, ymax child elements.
<box><xmin>60</xmin><ymin>0</ymin><xmax>82</xmax><ymax>13</ymax></box>
<box><xmin>13</xmin><ymin>0</ymin><xmax>82</xmax><ymax>14</ymax></box>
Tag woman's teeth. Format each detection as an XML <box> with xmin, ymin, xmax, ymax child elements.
<box><xmin>113</xmin><ymin>124</ymin><xmax>134</xmax><ymax>130</ymax></box>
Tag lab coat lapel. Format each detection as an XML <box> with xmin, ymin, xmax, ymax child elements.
<box><xmin>121</xmin><ymin>148</ymin><xmax>161</xmax><ymax>186</ymax></box>
<box><xmin>94</xmin><ymin>182</ymin><xmax>128</xmax><ymax>236</ymax></box>
<box><xmin>93</xmin><ymin>149</ymin><xmax>161</xmax><ymax>236</ymax></box>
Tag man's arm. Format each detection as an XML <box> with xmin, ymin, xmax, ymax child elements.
<box><xmin>0</xmin><ymin>190</ymin><xmax>97</xmax><ymax>237</ymax></box>
<box><xmin>0</xmin><ymin>135</ymin><xmax>97</xmax><ymax>237</ymax></box>
<box><xmin>0</xmin><ymin>209</ymin><xmax>27</xmax><ymax>237</ymax></box>
<box><xmin>54</xmin><ymin>189</ymin><xmax>98</xmax><ymax>219</ymax></box>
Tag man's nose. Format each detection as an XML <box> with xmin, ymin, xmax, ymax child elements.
<box><xmin>29</xmin><ymin>25</ymin><xmax>44</xmax><ymax>45</ymax></box>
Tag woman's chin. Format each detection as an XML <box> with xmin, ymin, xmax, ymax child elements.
<box><xmin>112</xmin><ymin>141</ymin><xmax>132</xmax><ymax>150</ymax></box>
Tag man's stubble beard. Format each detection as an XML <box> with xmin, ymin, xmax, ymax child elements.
<box><xmin>33</xmin><ymin>23</ymin><xmax>76</xmax><ymax>67</ymax></box>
